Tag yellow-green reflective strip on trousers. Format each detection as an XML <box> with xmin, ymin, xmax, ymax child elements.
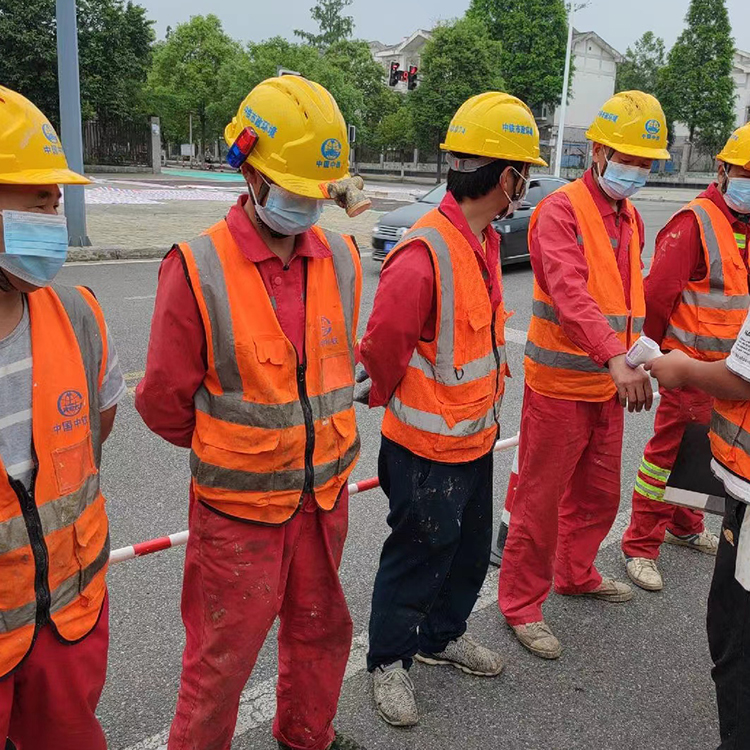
<box><xmin>635</xmin><ymin>477</ymin><xmax>666</xmax><ymax>501</ymax></box>
<box><xmin>639</xmin><ymin>458</ymin><xmax>670</xmax><ymax>482</ymax></box>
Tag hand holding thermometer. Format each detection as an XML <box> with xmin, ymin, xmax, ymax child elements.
<box><xmin>626</xmin><ymin>336</ymin><xmax>663</xmax><ymax>369</ymax></box>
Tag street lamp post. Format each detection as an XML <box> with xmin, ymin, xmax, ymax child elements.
<box><xmin>554</xmin><ymin>1</ymin><xmax>590</xmax><ymax>178</ymax></box>
<box><xmin>56</xmin><ymin>0</ymin><xmax>90</xmax><ymax>246</ymax></box>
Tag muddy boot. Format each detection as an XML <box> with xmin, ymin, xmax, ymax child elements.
<box><xmin>489</xmin><ymin>521</ymin><xmax>509</xmax><ymax>568</ymax></box>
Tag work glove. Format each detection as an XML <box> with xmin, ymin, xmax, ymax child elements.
<box><xmin>322</xmin><ymin>176</ymin><xmax>372</xmax><ymax>217</ymax></box>
<box><xmin>354</xmin><ymin>365</ymin><xmax>371</xmax><ymax>405</ymax></box>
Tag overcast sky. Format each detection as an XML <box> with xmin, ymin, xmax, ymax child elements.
<box><xmin>142</xmin><ymin>0</ymin><xmax>749</xmax><ymax>54</ymax></box>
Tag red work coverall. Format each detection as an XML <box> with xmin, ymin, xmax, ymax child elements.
<box><xmin>135</xmin><ymin>196</ymin><xmax>352</xmax><ymax>750</ymax></box>
<box><xmin>499</xmin><ymin>169</ymin><xmax>645</xmax><ymax>626</ymax></box>
<box><xmin>621</xmin><ymin>183</ymin><xmax>750</xmax><ymax>559</ymax></box>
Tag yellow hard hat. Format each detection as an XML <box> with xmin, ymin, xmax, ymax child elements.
<box><xmin>586</xmin><ymin>90</ymin><xmax>671</xmax><ymax>160</ymax></box>
<box><xmin>717</xmin><ymin>123</ymin><xmax>750</xmax><ymax>169</ymax></box>
<box><xmin>225</xmin><ymin>76</ymin><xmax>350</xmax><ymax>199</ymax></box>
<box><xmin>440</xmin><ymin>92</ymin><xmax>547</xmax><ymax>166</ymax></box>
<box><xmin>0</xmin><ymin>86</ymin><xmax>89</xmax><ymax>185</ymax></box>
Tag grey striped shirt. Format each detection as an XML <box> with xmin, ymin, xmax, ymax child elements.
<box><xmin>0</xmin><ymin>296</ymin><xmax>126</xmax><ymax>491</ymax></box>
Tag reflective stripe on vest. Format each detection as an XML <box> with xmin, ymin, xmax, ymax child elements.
<box><xmin>712</xmin><ymin>410</ymin><xmax>750</xmax><ymax>456</ymax></box>
<box><xmin>388</xmin><ymin>395</ymin><xmax>501</xmax><ymax>438</ymax></box>
<box><xmin>664</xmin><ymin>201</ymin><xmax>749</xmax><ymax>360</ymax></box>
<box><xmin>530</xmin><ymin>299</ymin><xmax>642</xmax><ymax>335</ymax></box>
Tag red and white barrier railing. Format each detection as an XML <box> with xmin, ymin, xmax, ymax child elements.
<box><xmin>109</xmin><ymin>433</ymin><xmax>521</xmax><ymax>565</ymax></box>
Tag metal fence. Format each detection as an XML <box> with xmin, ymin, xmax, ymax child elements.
<box><xmin>83</xmin><ymin>119</ymin><xmax>152</xmax><ymax>166</ymax></box>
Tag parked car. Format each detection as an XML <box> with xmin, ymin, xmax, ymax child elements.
<box><xmin>370</xmin><ymin>175</ymin><xmax>568</xmax><ymax>265</ymax></box>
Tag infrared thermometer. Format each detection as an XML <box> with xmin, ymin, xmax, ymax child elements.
<box><xmin>626</xmin><ymin>336</ymin><xmax>663</xmax><ymax>368</ymax></box>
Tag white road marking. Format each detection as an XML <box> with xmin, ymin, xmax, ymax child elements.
<box><xmin>504</xmin><ymin>327</ymin><xmax>528</xmax><ymax>345</ymax></box>
<box><xmin>125</xmin><ymin>295</ymin><xmax>156</xmax><ymax>301</ymax></box>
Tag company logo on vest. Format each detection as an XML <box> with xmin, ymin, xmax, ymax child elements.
<box><xmin>321</xmin><ymin>316</ymin><xmax>338</xmax><ymax>346</ymax></box>
<box><xmin>58</xmin><ymin>390</ymin><xmax>84</xmax><ymax>417</ymax></box>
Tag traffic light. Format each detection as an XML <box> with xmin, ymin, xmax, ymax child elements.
<box><xmin>389</xmin><ymin>61</ymin><xmax>400</xmax><ymax>87</ymax></box>
<box><xmin>407</xmin><ymin>66</ymin><xmax>418</xmax><ymax>91</ymax></box>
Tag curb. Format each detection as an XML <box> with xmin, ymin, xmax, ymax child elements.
<box><xmin>67</xmin><ymin>247</ymin><xmax>167</xmax><ymax>262</ymax></box>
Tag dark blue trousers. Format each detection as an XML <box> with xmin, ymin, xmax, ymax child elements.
<box><xmin>367</xmin><ymin>435</ymin><xmax>493</xmax><ymax>671</ymax></box>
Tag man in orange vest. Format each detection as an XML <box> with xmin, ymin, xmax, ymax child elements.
<box><xmin>136</xmin><ymin>77</ymin><xmax>363</xmax><ymax>750</ymax></box>
<box><xmin>499</xmin><ymin>92</ymin><xmax>671</xmax><ymax>660</ymax></box>
<box><xmin>648</xmin><ymin>243</ymin><xmax>750</xmax><ymax>747</ymax></box>
<box><xmin>0</xmin><ymin>87</ymin><xmax>125</xmax><ymax>749</ymax></box>
<box><xmin>621</xmin><ymin>125</ymin><xmax>750</xmax><ymax>592</ymax></box>
<box><xmin>359</xmin><ymin>93</ymin><xmax>546</xmax><ymax>727</ymax></box>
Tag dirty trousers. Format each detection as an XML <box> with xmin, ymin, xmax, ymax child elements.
<box><xmin>367</xmin><ymin>436</ymin><xmax>493</xmax><ymax>671</ymax></box>
<box><xmin>499</xmin><ymin>386</ymin><xmax>624</xmax><ymax>625</ymax></box>
<box><xmin>0</xmin><ymin>596</ymin><xmax>109</xmax><ymax>750</ymax></box>
<box><xmin>621</xmin><ymin>386</ymin><xmax>709</xmax><ymax>559</ymax></box>
<box><xmin>168</xmin><ymin>492</ymin><xmax>353</xmax><ymax>750</ymax></box>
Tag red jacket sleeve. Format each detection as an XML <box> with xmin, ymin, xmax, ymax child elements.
<box><xmin>134</xmin><ymin>249</ymin><xmax>207</xmax><ymax>448</ymax></box>
<box><xmin>530</xmin><ymin>195</ymin><xmax>627</xmax><ymax>367</ymax></box>
<box><xmin>643</xmin><ymin>211</ymin><xmax>704</xmax><ymax>345</ymax></box>
<box><xmin>358</xmin><ymin>241</ymin><xmax>435</xmax><ymax>408</ymax></box>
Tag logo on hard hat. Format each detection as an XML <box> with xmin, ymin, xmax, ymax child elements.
<box><xmin>321</xmin><ymin>139</ymin><xmax>342</xmax><ymax>161</ymax></box>
<box><xmin>645</xmin><ymin>119</ymin><xmax>661</xmax><ymax>135</ymax></box>
<box><xmin>42</xmin><ymin>123</ymin><xmax>59</xmax><ymax>144</ymax></box>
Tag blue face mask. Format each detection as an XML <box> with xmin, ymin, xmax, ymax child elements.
<box><xmin>725</xmin><ymin>177</ymin><xmax>750</xmax><ymax>214</ymax></box>
<box><xmin>0</xmin><ymin>210</ymin><xmax>68</xmax><ymax>287</ymax></box>
<box><xmin>251</xmin><ymin>179</ymin><xmax>324</xmax><ymax>236</ymax></box>
<box><xmin>597</xmin><ymin>157</ymin><xmax>650</xmax><ymax>201</ymax></box>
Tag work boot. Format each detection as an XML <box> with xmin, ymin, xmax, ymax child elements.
<box><xmin>624</xmin><ymin>555</ymin><xmax>664</xmax><ymax>592</ymax></box>
<box><xmin>489</xmin><ymin>520</ymin><xmax>509</xmax><ymax>568</ymax></box>
<box><xmin>278</xmin><ymin>733</ymin><xmax>366</xmax><ymax>750</ymax></box>
<box><xmin>511</xmin><ymin>621</ymin><xmax>562</xmax><ymax>660</ymax></box>
<box><xmin>415</xmin><ymin>633</ymin><xmax>504</xmax><ymax>676</ymax></box>
<box><xmin>665</xmin><ymin>528</ymin><xmax>719</xmax><ymax>556</ymax></box>
<box><xmin>578</xmin><ymin>578</ymin><xmax>634</xmax><ymax>603</ymax></box>
<box><xmin>372</xmin><ymin>662</ymin><xmax>419</xmax><ymax>727</ymax></box>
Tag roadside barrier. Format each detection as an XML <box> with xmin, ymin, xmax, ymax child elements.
<box><xmin>108</xmin><ymin>434</ymin><xmax>521</xmax><ymax>564</ymax></box>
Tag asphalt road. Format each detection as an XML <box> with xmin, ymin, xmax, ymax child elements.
<box><xmin>59</xmin><ymin>194</ymin><xmax>723</xmax><ymax>750</ymax></box>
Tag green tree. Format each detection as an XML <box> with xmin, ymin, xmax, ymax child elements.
<box><xmin>409</xmin><ymin>17</ymin><xmax>505</xmax><ymax>182</ymax></box>
<box><xmin>294</xmin><ymin>0</ymin><xmax>354</xmax><ymax>50</ymax></box>
<box><xmin>467</xmin><ymin>0</ymin><xmax>567</xmax><ymax>110</ymax></box>
<box><xmin>146</xmin><ymin>14</ymin><xmax>241</xmax><ymax>148</ymax></box>
<box><xmin>0</xmin><ymin>0</ymin><xmax>153</xmax><ymax>126</ymax></box>
<box><xmin>615</xmin><ymin>31</ymin><xmax>666</xmax><ymax>95</ymax></box>
<box><xmin>658</xmin><ymin>0</ymin><xmax>736</xmax><ymax>161</ymax></box>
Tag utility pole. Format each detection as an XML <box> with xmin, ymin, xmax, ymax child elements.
<box><xmin>56</xmin><ymin>0</ymin><xmax>90</xmax><ymax>246</ymax></box>
<box><xmin>554</xmin><ymin>2</ymin><xmax>590</xmax><ymax>178</ymax></box>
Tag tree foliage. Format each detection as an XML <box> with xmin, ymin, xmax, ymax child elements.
<box><xmin>0</xmin><ymin>0</ymin><xmax>153</xmax><ymax>126</ymax></box>
<box><xmin>409</xmin><ymin>17</ymin><xmax>504</xmax><ymax>179</ymax></box>
<box><xmin>294</xmin><ymin>0</ymin><xmax>354</xmax><ymax>50</ymax></box>
<box><xmin>615</xmin><ymin>31</ymin><xmax>666</xmax><ymax>95</ymax></box>
<box><xmin>145</xmin><ymin>14</ymin><xmax>241</xmax><ymax>146</ymax></box>
<box><xmin>376</xmin><ymin>99</ymin><xmax>415</xmax><ymax>153</ymax></box>
<box><xmin>467</xmin><ymin>0</ymin><xmax>567</xmax><ymax>110</ymax></box>
<box><xmin>657</xmin><ymin>0</ymin><xmax>736</xmax><ymax>158</ymax></box>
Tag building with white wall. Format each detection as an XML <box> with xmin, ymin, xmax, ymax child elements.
<box><xmin>369</xmin><ymin>30</ymin><xmax>431</xmax><ymax>93</ymax></box>
<box><xmin>733</xmin><ymin>49</ymin><xmax>750</xmax><ymax>127</ymax></box>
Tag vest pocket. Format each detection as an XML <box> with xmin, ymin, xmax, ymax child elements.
<box><xmin>51</xmin><ymin>434</ymin><xmax>96</xmax><ymax>496</ymax></box>
<box><xmin>456</xmin><ymin>302</ymin><xmax>492</xmax><ymax>367</ymax></box>
<box><xmin>321</xmin><ymin>352</ymin><xmax>353</xmax><ymax>393</ymax></box>
<box><xmin>73</xmin><ymin>507</ymin><xmax>107</xmax><ymax>598</ymax></box>
<box><xmin>331</xmin><ymin>412</ymin><xmax>357</xmax><ymax>474</ymax></box>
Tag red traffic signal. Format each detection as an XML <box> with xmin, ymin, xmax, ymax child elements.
<box><xmin>407</xmin><ymin>66</ymin><xmax>418</xmax><ymax>91</ymax></box>
<box><xmin>389</xmin><ymin>61</ymin><xmax>400</xmax><ymax>87</ymax></box>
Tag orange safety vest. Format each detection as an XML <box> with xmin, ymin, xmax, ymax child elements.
<box><xmin>179</xmin><ymin>220</ymin><xmax>362</xmax><ymax>525</ymax></box>
<box><xmin>380</xmin><ymin>208</ymin><xmax>508</xmax><ymax>463</ymax></box>
<box><xmin>711</xmin><ymin>399</ymin><xmax>750</xmax><ymax>484</ymax></box>
<box><xmin>0</xmin><ymin>286</ymin><xmax>110</xmax><ymax>678</ymax></box>
<box><xmin>524</xmin><ymin>179</ymin><xmax>646</xmax><ymax>402</ymax></box>
<box><xmin>662</xmin><ymin>198</ymin><xmax>749</xmax><ymax>361</ymax></box>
